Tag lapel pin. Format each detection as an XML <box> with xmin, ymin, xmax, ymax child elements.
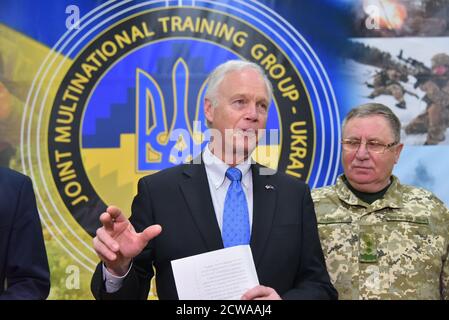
<box><xmin>265</xmin><ymin>184</ymin><xmax>275</xmax><ymax>190</ymax></box>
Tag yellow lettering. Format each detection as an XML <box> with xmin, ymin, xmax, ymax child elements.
<box><xmin>171</xmin><ymin>16</ymin><xmax>182</xmax><ymax>32</ymax></box>
<box><xmin>81</xmin><ymin>63</ymin><xmax>98</xmax><ymax>79</ymax></box>
<box><xmin>72</xmin><ymin>195</ymin><xmax>89</xmax><ymax>206</ymax></box>
<box><xmin>62</xmin><ymin>88</ymin><xmax>79</xmax><ymax>102</ymax></box>
<box><xmin>199</xmin><ymin>18</ymin><xmax>214</xmax><ymax>34</ymax></box>
<box><xmin>141</xmin><ymin>22</ymin><xmax>155</xmax><ymax>37</ymax></box>
<box><xmin>54</xmin><ymin>127</ymin><xmax>71</xmax><ymax>143</ymax></box>
<box><xmin>182</xmin><ymin>16</ymin><xmax>195</xmax><ymax>32</ymax></box>
<box><xmin>54</xmin><ymin>150</ymin><xmax>72</xmax><ymax>162</ymax></box>
<box><xmin>70</xmin><ymin>72</ymin><xmax>89</xmax><ymax>91</ymax></box>
<box><xmin>114</xmin><ymin>30</ymin><xmax>132</xmax><ymax>49</ymax></box>
<box><xmin>131</xmin><ymin>25</ymin><xmax>145</xmax><ymax>41</ymax></box>
<box><xmin>101</xmin><ymin>41</ymin><xmax>117</xmax><ymax>57</ymax></box>
<box><xmin>56</xmin><ymin>160</ymin><xmax>75</xmax><ymax>178</ymax></box>
<box><xmin>233</xmin><ymin>31</ymin><xmax>247</xmax><ymax>48</ymax></box>
<box><xmin>65</xmin><ymin>181</ymin><xmax>82</xmax><ymax>198</ymax></box>
<box><xmin>158</xmin><ymin>17</ymin><xmax>170</xmax><ymax>33</ymax></box>
<box><xmin>286</xmin><ymin>122</ymin><xmax>308</xmax><ymax>177</ymax></box>
<box><xmin>56</xmin><ymin>109</ymin><xmax>74</xmax><ymax>125</ymax></box>
<box><xmin>86</xmin><ymin>52</ymin><xmax>103</xmax><ymax>68</ymax></box>
<box><xmin>217</xmin><ymin>23</ymin><xmax>234</xmax><ymax>41</ymax></box>
<box><xmin>260</xmin><ymin>53</ymin><xmax>277</xmax><ymax>71</ymax></box>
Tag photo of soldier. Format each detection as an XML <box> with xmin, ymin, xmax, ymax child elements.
<box><xmin>365</xmin><ymin>68</ymin><xmax>417</xmax><ymax>109</ymax></box>
<box><xmin>343</xmin><ymin>38</ymin><xmax>449</xmax><ymax>145</ymax></box>
<box><xmin>405</xmin><ymin>53</ymin><xmax>449</xmax><ymax>144</ymax></box>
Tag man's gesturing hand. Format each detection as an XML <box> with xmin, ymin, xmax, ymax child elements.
<box><xmin>93</xmin><ymin>205</ymin><xmax>162</xmax><ymax>276</ymax></box>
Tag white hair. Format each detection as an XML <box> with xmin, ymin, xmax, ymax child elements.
<box><xmin>204</xmin><ymin>60</ymin><xmax>273</xmax><ymax>107</ymax></box>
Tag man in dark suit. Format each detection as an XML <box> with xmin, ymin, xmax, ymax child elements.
<box><xmin>0</xmin><ymin>167</ymin><xmax>50</xmax><ymax>299</ymax></box>
<box><xmin>91</xmin><ymin>60</ymin><xmax>336</xmax><ymax>300</ymax></box>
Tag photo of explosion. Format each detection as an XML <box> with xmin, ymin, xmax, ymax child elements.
<box><xmin>352</xmin><ymin>0</ymin><xmax>449</xmax><ymax>37</ymax></box>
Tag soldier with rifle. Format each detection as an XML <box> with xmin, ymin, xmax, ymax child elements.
<box><xmin>402</xmin><ymin>52</ymin><xmax>449</xmax><ymax>145</ymax></box>
<box><xmin>365</xmin><ymin>67</ymin><xmax>418</xmax><ymax>109</ymax></box>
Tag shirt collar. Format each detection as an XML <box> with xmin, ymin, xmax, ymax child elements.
<box><xmin>203</xmin><ymin>145</ymin><xmax>252</xmax><ymax>189</ymax></box>
<box><xmin>335</xmin><ymin>174</ymin><xmax>403</xmax><ymax>209</ymax></box>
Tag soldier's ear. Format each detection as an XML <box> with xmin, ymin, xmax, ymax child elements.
<box><xmin>394</xmin><ymin>143</ymin><xmax>404</xmax><ymax>164</ymax></box>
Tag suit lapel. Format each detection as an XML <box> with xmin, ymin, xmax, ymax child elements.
<box><xmin>179</xmin><ymin>163</ymin><xmax>224</xmax><ymax>251</ymax></box>
<box><xmin>250</xmin><ymin>164</ymin><xmax>277</xmax><ymax>267</ymax></box>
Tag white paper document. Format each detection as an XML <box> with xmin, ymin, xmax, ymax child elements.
<box><xmin>171</xmin><ymin>245</ymin><xmax>259</xmax><ymax>300</ymax></box>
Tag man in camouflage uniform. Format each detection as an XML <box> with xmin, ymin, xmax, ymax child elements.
<box><xmin>312</xmin><ymin>103</ymin><xmax>449</xmax><ymax>299</ymax></box>
<box><xmin>367</xmin><ymin>69</ymin><xmax>409</xmax><ymax>109</ymax></box>
<box><xmin>405</xmin><ymin>53</ymin><xmax>449</xmax><ymax>145</ymax></box>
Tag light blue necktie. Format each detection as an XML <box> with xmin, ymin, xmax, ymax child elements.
<box><xmin>222</xmin><ymin>167</ymin><xmax>250</xmax><ymax>248</ymax></box>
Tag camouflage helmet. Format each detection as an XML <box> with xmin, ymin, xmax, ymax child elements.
<box><xmin>431</xmin><ymin>53</ymin><xmax>449</xmax><ymax>67</ymax></box>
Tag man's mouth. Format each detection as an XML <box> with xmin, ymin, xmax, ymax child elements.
<box><xmin>353</xmin><ymin>166</ymin><xmax>372</xmax><ymax>171</ymax></box>
<box><xmin>235</xmin><ymin>128</ymin><xmax>257</xmax><ymax>136</ymax></box>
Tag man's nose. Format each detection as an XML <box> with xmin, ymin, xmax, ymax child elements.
<box><xmin>355</xmin><ymin>142</ymin><xmax>370</xmax><ymax>159</ymax></box>
<box><xmin>245</xmin><ymin>103</ymin><xmax>258</xmax><ymax>120</ymax></box>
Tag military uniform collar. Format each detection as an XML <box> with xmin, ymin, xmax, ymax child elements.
<box><xmin>336</xmin><ymin>175</ymin><xmax>403</xmax><ymax>210</ymax></box>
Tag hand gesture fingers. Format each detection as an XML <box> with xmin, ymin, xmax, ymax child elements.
<box><xmin>241</xmin><ymin>285</ymin><xmax>281</xmax><ymax>300</ymax></box>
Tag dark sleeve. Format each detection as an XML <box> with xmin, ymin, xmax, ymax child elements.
<box><xmin>0</xmin><ymin>177</ymin><xmax>50</xmax><ymax>300</ymax></box>
<box><xmin>91</xmin><ymin>177</ymin><xmax>156</xmax><ymax>300</ymax></box>
<box><xmin>282</xmin><ymin>185</ymin><xmax>338</xmax><ymax>300</ymax></box>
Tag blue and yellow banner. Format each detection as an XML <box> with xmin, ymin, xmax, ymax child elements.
<box><xmin>1</xmin><ymin>0</ymin><xmax>448</xmax><ymax>299</ymax></box>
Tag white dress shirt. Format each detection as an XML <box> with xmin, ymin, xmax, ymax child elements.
<box><xmin>103</xmin><ymin>145</ymin><xmax>254</xmax><ymax>293</ymax></box>
<box><xmin>202</xmin><ymin>144</ymin><xmax>253</xmax><ymax>232</ymax></box>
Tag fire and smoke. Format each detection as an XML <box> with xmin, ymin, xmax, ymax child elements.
<box><xmin>364</xmin><ymin>0</ymin><xmax>407</xmax><ymax>30</ymax></box>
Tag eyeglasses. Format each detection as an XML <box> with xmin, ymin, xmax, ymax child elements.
<box><xmin>341</xmin><ymin>139</ymin><xmax>398</xmax><ymax>154</ymax></box>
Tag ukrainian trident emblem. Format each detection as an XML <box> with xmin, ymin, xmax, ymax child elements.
<box><xmin>136</xmin><ymin>58</ymin><xmax>208</xmax><ymax>171</ymax></box>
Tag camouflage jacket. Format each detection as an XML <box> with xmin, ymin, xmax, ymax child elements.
<box><xmin>419</xmin><ymin>77</ymin><xmax>449</xmax><ymax>107</ymax></box>
<box><xmin>312</xmin><ymin>175</ymin><xmax>449</xmax><ymax>300</ymax></box>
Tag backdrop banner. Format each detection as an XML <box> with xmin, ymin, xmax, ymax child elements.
<box><xmin>1</xmin><ymin>0</ymin><xmax>448</xmax><ymax>299</ymax></box>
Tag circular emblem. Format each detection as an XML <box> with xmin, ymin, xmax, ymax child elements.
<box><xmin>22</xmin><ymin>1</ymin><xmax>340</xmax><ymax>270</ymax></box>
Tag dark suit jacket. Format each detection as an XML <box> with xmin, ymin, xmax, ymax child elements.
<box><xmin>0</xmin><ymin>167</ymin><xmax>50</xmax><ymax>299</ymax></box>
<box><xmin>91</xmin><ymin>162</ymin><xmax>336</xmax><ymax>300</ymax></box>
